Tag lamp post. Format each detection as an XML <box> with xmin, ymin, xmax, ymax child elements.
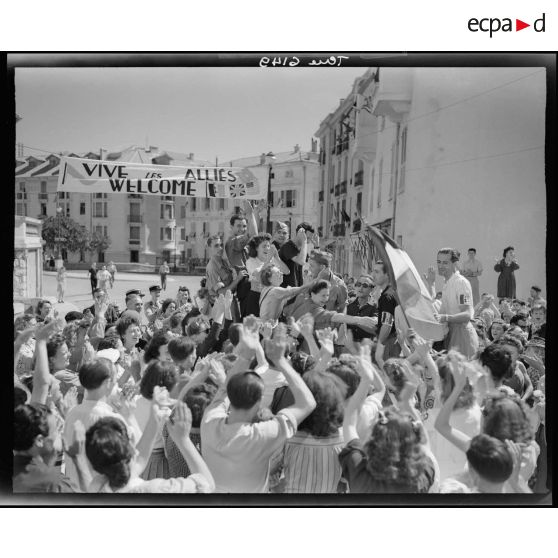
<box><xmin>56</xmin><ymin>206</ymin><xmax>63</xmax><ymax>257</ymax></box>
<box><xmin>265</xmin><ymin>151</ymin><xmax>276</xmax><ymax>234</ymax></box>
<box><xmin>172</xmin><ymin>223</ymin><xmax>178</xmax><ymax>272</ymax></box>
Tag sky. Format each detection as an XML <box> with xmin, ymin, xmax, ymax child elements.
<box><xmin>15</xmin><ymin>66</ymin><xmax>367</xmax><ymax>162</ymax></box>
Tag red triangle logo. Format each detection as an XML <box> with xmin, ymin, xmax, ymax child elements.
<box><xmin>516</xmin><ymin>19</ymin><xmax>530</xmax><ymax>31</ymax></box>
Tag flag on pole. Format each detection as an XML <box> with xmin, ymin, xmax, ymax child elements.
<box><xmin>366</xmin><ymin>226</ymin><xmax>448</xmax><ymax>341</ymax></box>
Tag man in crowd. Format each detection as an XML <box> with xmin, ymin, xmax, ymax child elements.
<box><xmin>527</xmin><ymin>285</ymin><xmax>546</xmax><ymax>308</ymax></box>
<box><xmin>144</xmin><ymin>285</ymin><xmax>162</xmax><ymax>323</ymax></box>
<box><xmin>272</xmin><ymin>221</ymin><xmax>289</xmax><ymax>251</ymax></box>
<box><xmin>430</xmin><ymin>247</ymin><xmax>479</xmax><ymax>359</ymax></box>
<box><xmin>87</xmin><ymin>262</ymin><xmax>97</xmax><ymax>296</ymax></box>
<box><xmin>372</xmin><ymin>260</ymin><xmax>400</xmax><ymax>368</ymax></box>
<box><xmin>159</xmin><ymin>261</ymin><xmax>170</xmax><ymax>290</ymax></box>
<box><xmin>279</xmin><ymin>222</ymin><xmax>317</xmax><ymax>289</ymax></box>
<box><xmin>224</xmin><ymin>201</ymin><xmax>259</xmax><ymax>269</ymax></box>
<box><xmin>307</xmin><ymin>249</ymin><xmax>347</xmax><ymax>313</ymax></box>
<box><xmin>460</xmin><ymin>248</ymin><xmax>483</xmax><ymax>306</ymax></box>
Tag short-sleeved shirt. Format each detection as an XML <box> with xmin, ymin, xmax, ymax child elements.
<box><xmin>283</xmin><ymin>298</ymin><xmax>337</xmax><ymax>331</ymax></box>
<box><xmin>259</xmin><ymin>286</ymin><xmax>297</xmax><ymax>321</ymax></box>
<box><xmin>347</xmin><ymin>299</ymin><xmax>378</xmax><ymax>341</ymax></box>
<box><xmin>201</xmin><ymin>399</ymin><xmax>298</xmax><ymax>493</ymax></box>
<box><xmin>339</xmin><ymin>438</ymin><xmax>436</xmax><ymax>493</ymax></box>
<box><xmin>225</xmin><ymin>234</ymin><xmax>250</xmax><ymax>269</ymax></box>
<box><xmin>439</xmin><ymin>271</ymin><xmax>474</xmax><ymax>317</ymax></box>
<box><xmin>13</xmin><ymin>455</ymin><xmax>79</xmax><ymax>493</ymax></box>
<box><xmin>279</xmin><ymin>240</ymin><xmax>302</xmax><ymax>288</ymax></box>
<box><xmin>159</xmin><ymin>264</ymin><xmax>170</xmax><ymax>275</ymax></box>
<box><xmin>377</xmin><ymin>285</ymin><xmax>398</xmax><ymax>339</ymax></box>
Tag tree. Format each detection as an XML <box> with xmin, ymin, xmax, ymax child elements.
<box><xmin>87</xmin><ymin>231</ymin><xmax>111</xmax><ymax>258</ymax></box>
<box><xmin>41</xmin><ymin>215</ymin><xmax>89</xmax><ymax>256</ymax></box>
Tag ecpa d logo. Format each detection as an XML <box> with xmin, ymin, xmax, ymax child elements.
<box><xmin>468</xmin><ymin>13</ymin><xmax>545</xmax><ymax>37</ymax></box>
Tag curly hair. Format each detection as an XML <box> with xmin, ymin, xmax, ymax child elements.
<box><xmin>86</xmin><ymin>417</ymin><xmax>133</xmax><ymax>490</ymax></box>
<box><xmin>14</xmin><ymin>314</ymin><xmax>36</xmax><ymax>339</ymax></box>
<box><xmin>298</xmin><ymin>371</ymin><xmax>347</xmax><ymax>437</ymax></box>
<box><xmin>436</xmin><ymin>352</ymin><xmax>476</xmax><ymax>410</ymax></box>
<box><xmin>247</xmin><ymin>233</ymin><xmax>272</xmax><ymax>258</ymax></box>
<box><xmin>364</xmin><ymin>407</ymin><xmax>432</xmax><ymax>492</ymax></box>
<box><xmin>481</xmin><ymin>392</ymin><xmax>533</xmax><ymax>444</ymax></box>
<box><xmin>488</xmin><ymin>319</ymin><xmax>508</xmax><ymax>341</ymax></box>
<box><xmin>139</xmin><ymin>360</ymin><xmax>178</xmax><ymax>400</ymax></box>
<box><xmin>290</xmin><ymin>351</ymin><xmax>316</xmax><ymax>375</ymax></box>
<box><xmin>161</xmin><ymin>298</ymin><xmax>176</xmax><ymax>316</ymax></box>
<box><xmin>184</xmin><ymin>383</ymin><xmax>218</xmax><ymax>428</ymax></box>
<box><xmin>115</xmin><ymin>314</ymin><xmax>140</xmax><ymax>339</ymax></box>
<box><xmin>382</xmin><ymin>358</ymin><xmax>408</xmax><ymax>399</ymax></box>
<box><xmin>46</xmin><ymin>333</ymin><xmax>67</xmax><ymax>360</ymax></box>
<box><xmin>14</xmin><ymin>403</ymin><xmax>50</xmax><ymax>451</ymax></box>
<box><xmin>496</xmin><ymin>334</ymin><xmax>524</xmax><ymax>355</ymax></box>
<box><xmin>143</xmin><ymin>331</ymin><xmax>173</xmax><ymax>364</ymax></box>
<box><xmin>326</xmin><ymin>358</ymin><xmax>360</xmax><ymax>398</ymax></box>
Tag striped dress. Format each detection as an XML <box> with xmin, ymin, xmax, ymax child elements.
<box><xmin>280</xmin><ymin>429</ymin><xmax>345</xmax><ymax>493</ymax></box>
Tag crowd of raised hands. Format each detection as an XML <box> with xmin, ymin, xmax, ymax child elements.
<box><xmin>13</xmin><ymin>284</ymin><xmax>546</xmax><ymax>495</ymax></box>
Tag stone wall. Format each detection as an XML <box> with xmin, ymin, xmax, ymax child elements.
<box><xmin>13</xmin><ymin>250</ymin><xmax>27</xmax><ymax>297</ymax></box>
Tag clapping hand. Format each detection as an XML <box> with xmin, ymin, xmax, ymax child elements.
<box><xmin>316</xmin><ymin>327</ymin><xmax>337</xmax><ymax>354</ymax></box>
<box><xmin>64</xmin><ymin>420</ymin><xmax>86</xmax><ymax>459</ymax></box>
<box><xmin>167</xmin><ymin>401</ymin><xmax>193</xmax><ymax>441</ymax></box>
<box><xmin>237</xmin><ymin>318</ymin><xmax>263</xmax><ymax>360</ymax></box>
<box><xmin>423</xmin><ymin>266</ymin><xmax>436</xmax><ymax>285</ymax></box>
<box><xmin>263</xmin><ymin>324</ymin><xmax>288</xmax><ymax>365</ymax></box>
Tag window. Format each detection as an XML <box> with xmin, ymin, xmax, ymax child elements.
<box><xmin>377</xmin><ymin>159</ymin><xmax>383</xmax><ymax>208</ymax></box>
<box><xmin>180</xmin><ymin>227</ymin><xmax>185</xmax><ymax>240</ymax></box>
<box><xmin>16</xmin><ymin>203</ymin><xmax>27</xmax><ymax>216</ymax></box>
<box><xmin>285</xmin><ymin>190</ymin><xmax>296</xmax><ymax>208</ymax></box>
<box><xmin>389</xmin><ymin>144</ymin><xmax>396</xmax><ymax>200</ymax></box>
<box><xmin>94</xmin><ymin>193</ymin><xmax>108</xmax><ymax>199</ymax></box>
<box><xmin>285</xmin><ymin>169</ymin><xmax>293</xmax><ymax>178</ymax></box>
<box><xmin>40</xmin><ymin>181</ymin><xmax>47</xmax><ymax>193</ymax></box>
<box><xmin>204</xmin><ymin>198</ymin><xmax>211</xmax><ymax>211</ymax></box>
<box><xmin>160</xmin><ymin>203</ymin><xmax>174</xmax><ymax>219</ymax></box>
<box><xmin>190</xmin><ymin>198</ymin><xmax>197</xmax><ymax>212</ymax></box>
<box><xmin>356</xmin><ymin>192</ymin><xmax>362</xmax><ymax>215</ymax></box>
<box><xmin>399</xmin><ymin>126</ymin><xmax>407</xmax><ymax>193</ymax></box>
<box><xmin>202</xmin><ymin>222</ymin><xmax>208</xmax><ymax>235</ymax></box>
<box><xmin>181</xmin><ymin>205</ymin><xmax>186</xmax><ymax>219</ymax></box>
<box><xmin>130</xmin><ymin>250</ymin><xmax>139</xmax><ymax>263</ymax></box>
<box><xmin>80</xmin><ymin>202</ymin><xmax>86</xmax><ymax>215</ymax></box>
<box><xmin>95</xmin><ymin>225</ymin><xmax>108</xmax><ymax>237</ymax></box>
<box><xmin>160</xmin><ymin>227</ymin><xmax>173</xmax><ymax>241</ymax></box>
<box><xmin>19</xmin><ymin>182</ymin><xmax>26</xmax><ymax>192</ymax></box>
<box><xmin>129</xmin><ymin>226</ymin><xmax>140</xmax><ymax>242</ymax></box>
<box><xmin>93</xmin><ymin>201</ymin><xmax>107</xmax><ymax>217</ymax></box>
<box><xmin>161</xmin><ymin>196</ymin><xmax>173</xmax><ymax>201</ymax></box>
<box><xmin>190</xmin><ymin>222</ymin><xmax>196</xmax><ymax>234</ymax></box>
<box><xmin>59</xmin><ymin>192</ymin><xmax>69</xmax><ymax>200</ymax></box>
<box><xmin>65</xmin><ymin>204</ymin><xmax>70</xmax><ymax>217</ymax></box>
<box><xmin>218</xmin><ymin>221</ymin><xmax>225</xmax><ymax>234</ymax></box>
<box><xmin>40</xmin><ymin>203</ymin><xmax>47</xmax><ymax>216</ymax></box>
<box><xmin>219</xmin><ymin>198</ymin><xmax>225</xmax><ymax>211</ymax></box>
<box><xmin>369</xmin><ymin>166</ymin><xmax>375</xmax><ymax>213</ymax></box>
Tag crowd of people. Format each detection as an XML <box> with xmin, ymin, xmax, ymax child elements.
<box><xmin>13</xmin><ymin>200</ymin><xmax>547</xmax><ymax>495</ymax></box>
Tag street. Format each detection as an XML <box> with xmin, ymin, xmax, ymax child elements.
<box><xmin>42</xmin><ymin>270</ymin><xmax>204</xmax><ymax>314</ymax></box>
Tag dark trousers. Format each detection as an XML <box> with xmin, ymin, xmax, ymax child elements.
<box><xmin>160</xmin><ymin>274</ymin><xmax>167</xmax><ymax>290</ymax></box>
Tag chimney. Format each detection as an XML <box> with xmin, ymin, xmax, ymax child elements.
<box><xmin>311</xmin><ymin>138</ymin><xmax>317</xmax><ymax>153</ymax></box>
<box><xmin>293</xmin><ymin>144</ymin><xmax>300</xmax><ymax>153</ymax></box>
<box><xmin>260</xmin><ymin>153</ymin><xmax>266</xmax><ymax>165</ymax></box>
<box><xmin>189</xmin><ymin>153</ymin><xmax>195</xmax><ymax>160</ymax></box>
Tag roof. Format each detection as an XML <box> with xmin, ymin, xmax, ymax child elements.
<box><xmin>225</xmin><ymin>150</ymin><xmax>319</xmax><ymax>168</ymax></box>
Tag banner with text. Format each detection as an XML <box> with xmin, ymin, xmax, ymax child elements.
<box><xmin>57</xmin><ymin>157</ymin><xmax>261</xmax><ymax>199</ymax></box>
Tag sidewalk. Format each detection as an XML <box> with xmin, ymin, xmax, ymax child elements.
<box><xmin>43</xmin><ymin>270</ymin><xmax>202</xmax><ymax>282</ymax></box>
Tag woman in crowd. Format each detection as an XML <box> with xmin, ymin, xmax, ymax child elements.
<box><xmin>488</xmin><ymin>318</ymin><xmax>508</xmax><ymax>344</ymax></box>
<box><xmin>494</xmin><ymin>246</ymin><xmax>519</xmax><ymax>299</ymax></box>
<box><xmin>36</xmin><ymin>299</ymin><xmax>54</xmax><ymax>323</ymax></box>
<box><xmin>244</xmin><ymin>233</ymin><xmax>290</xmax><ymax>317</ymax></box>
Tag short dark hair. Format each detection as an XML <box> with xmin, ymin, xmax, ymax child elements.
<box><xmin>36</xmin><ymin>299</ymin><xmax>52</xmax><ymax>315</ymax></box>
<box><xmin>46</xmin><ymin>333</ymin><xmax>66</xmax><ymax>359</ymax></box>
<box><xmin>327</xmin><ymin>359</ymin><xmax>360</xmax><ymax>398</ymax></box>
<box><xmin>227</xmin><ymin>323</ymin><xmax>243</xmax><ymax>346</ymax></box>
<box><xmin>260</xmin><ymin>265</ymin><xmax>279</xmax><ymax>287</ymax></box>
<box><xmin>310</xmin><ymin>279</ymin><xmax>330</xmax><ymax>295</ymax></box>
<box><xmin>497</xmin><ymin>334</ymin><xmax>524</xmax><ymax>355</ymax></box>
<box><xmin>168</xmin><ymin>337</ymin><xmax>196</xmax><ymax>362</ymax></box>
<box><xmin>115</xmin><ymin>315</ymin><xmax>140</xmax><ymax>338</ymax></box>
<box><xmin>479</xmin><ymin>344</ymin><xmax>513</xmax><ymax>382</ymax></box>
<box><xmin>97</xmin><ymin>335</ymin><xmax>121</xmax><ymax>351</ymax></box>
<box><xmin>374</xmin><ymin>260</ymin><xmax>388</xmax><ymax>274</ymax></box>
<box><xmin>78</xmin><ymin>359</ymin><xmax>113</xmax><ymax>390</ymax></box>
<box><xmin>161</xmin><ymin>298</ymin><xmax>176</xmax><ymax>315</ymax></box>
<box><xmin>296</xmin><ymin>222</ymin><xmax>315</xmax><ymax>233</ymax></box>
<box><xmin>184</xmin><ymin>383</ymin><xmax>218</xmax><ymax>427</ymax></box>
<box><xmin>186</xmin><ymin>320</ymin><xmax>209</xmax><ymax>337</ymax></box>
<box><xmin>86</xmin><ymin>417</ymin><xmax>133</xmax><ymax>490</ymax></box>
<box><xmin>531</xmin><ymin>285</ymin><xmax>541</xmax><ymax>292</ymax></box>
<box><xmin>230</xmin><ymin>214</ymin><xmax>246</xmax><ymax>227</ymax></box>
<box><xmin>468</xmin><ymin>248</ymin><xmax>476</xmax><ymax>253</ymax></box>
<box><xmin>466</xmin><ymin>434</ymin><xmax>513</xmax><ymax>484</ymax></box>
<box><xmin>437</xmin><ymin>247</ymin><xmax>460</xmax><ymax>262</ymax></box>
<box><xmin>144</xmin><ymin>332</ymin><xmax>173</xmax><ymax>364</ymax></box>
<box><xmin>182</xmin><ymin>308</ymin><xmax>201</xmax><ymax>334</ymax></box>
<box><xmin>168</xmin><ymin>311</ymin><xmax>186</xmax><ymax>330</ymax></box>
<box><xmin>207</xmin><ymin>234</ymin><xmax>222</xmax><ymax>248</ymax></box>
<box><xmin>509</xmin><ymin>313</ymin><xmax>529</xmax><ymax>327</ymax></box>
<box><xmin>64</xmin><ymin>311</ymin><xmax>84</xmax><ymax>323</ymax></box>
<box><xmin>503</xmin><ymin>246</ymin><xmax>514</xmax><ymax>258</ymax></box>
<box><xmin>14</xmin><ymin>403</ymin><xmax>50</xmax><ymax>451</ymax></box>
<box><xmin>92</xmin><ymin>287</ymin><xmax>105</xmax><ymax>296</ymax></box>
<box><xmin>139</xmin><ymin>361</ymin><xmax>178</xmax><ymax>400</ymax></box>
<box><xmin>247</xmin><ymin>233</ymin><xmax>272</xmax><ymax>258</ymax></box>
<box><xmin>227</xmin><ymin>372</ymin><xmax>264</xmax><ymax>410</ymax></box>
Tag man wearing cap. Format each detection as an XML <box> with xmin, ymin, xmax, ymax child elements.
<box><xmin>144</xmin><ymin>285</ymin><xmax>162</xmax><ymax>323</ymax></box>
<box><xmin>120</xmin><ymin>290</ymin><xmax>145</xmax><ymax>318</ymax></box>
<box><xmin>308</xmin><ymin>249</ymin><xmax>348</xmax><ymax>313</ymax></box>
<box><xmin>279</xmin><ymin>222</ymin><xmax>318</xmax><ymax>289</ymax></box>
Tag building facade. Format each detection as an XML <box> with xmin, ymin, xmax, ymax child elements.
<box><xmin>315</xmin><ymin>67</ymin><xmax>546</xmax><ymax>298</ymax></box>
<box><xmin>14</xmin><ymin>144</ymin><xmax>321</xmax><ymax>268</ymax></box>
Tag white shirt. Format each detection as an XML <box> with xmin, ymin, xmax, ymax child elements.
<box><xmin>440</xmin><ymin>271</ymin><xmax>474</xmax><ymax>318</ymax></box>
<box><xmin>201</xmin><ymin>400</ymin><xmax>297</xmax><ymax>493</ymax></box>
<box><xmin>260</xmin><ymin>286</ymin><xmax>297</xmax><ymax>321</ymax></box>
<box><xmin>63</xmin><ymin>399</ymin><xmax>124</xmax><ymax>487</ymax></box>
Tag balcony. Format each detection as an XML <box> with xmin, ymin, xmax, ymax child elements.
<box><xmin>340</xmin><ymin>181</ymin><xmax>347</xmax><ymax>195</ymax></box>
<box><xmin>128</xmin><ymin>239</ymin><xmax>141</xmax><ymax>246</ymax></box>
<box><xmin>38</xmin><ymin>193</ymin><xmax>49</xmax><ymax>201</ymax></box>
<box><xmin>354</xmin><ymin>170</ymin><xmax>364</xmax><ymax>187</ymax></box>
<box><xmin>333</xmin><ymin>223</ymin><xmax>346</xmax><ymax>237</ymax></box>
<box><xmin>128</xmin><ymin>194</ymin><xmax>142</xmax><ymax>199</ymax></box>
<box><xmin>17</xmin><ymin>193</ymin><xmax>28</xmax><ymax>200</ymax></box>
<box><xmin>127</xmin><ymin>215</ymin><xmax>143</xmax><ymax>223</ymax></box>
<box><xmin>318</xmin><ymin>191</ymin><xmax>324</xmax><ymax>202</ymax></box>
<box><xmin>352</xmin><ymin>218</ymin><xmax>362</xmax><ymax>233</ymax></box>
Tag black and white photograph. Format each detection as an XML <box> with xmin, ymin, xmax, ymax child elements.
<box><xmin>8</xmin><ymin>53</ymin><xmax>552</xmax><ymax>504</ymax></box>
